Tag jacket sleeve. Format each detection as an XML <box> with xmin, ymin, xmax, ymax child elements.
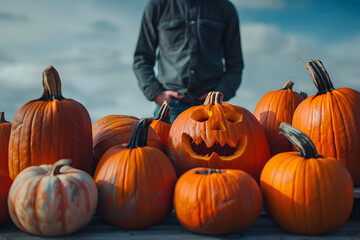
<box><xmin>215</xmin><ymin>3</ymin><xmax>244</xmax><ymax>101</ymax></box>
<box><xmin>133</xmin><ymin>1</ymin><xmax>164</xmax><ymax>101</ymax></box>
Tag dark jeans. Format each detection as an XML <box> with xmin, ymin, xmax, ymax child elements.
<box><xmin>154</xmin><ymin>99</ymin><xmax>201</xmax><ymax>123</ymax></box>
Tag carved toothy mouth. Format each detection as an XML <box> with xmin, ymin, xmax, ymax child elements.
<box><xmin>181</xmin><ymin>133</ymin><xmax>247</xmax><ymax>160</ymax></box>
<box><xmin>191</xmin><ymin>140</ymin><xmax>236</xmax><ymax>156</ymax></box>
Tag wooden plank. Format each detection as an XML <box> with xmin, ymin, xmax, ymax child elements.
<box><xmin>0</xmin><ymin>189</ymin><xmax>358</xmax><ymax>239</ymax></box>
<box><xmin>0</xmin><ymin>213</ymin><xmax>359</xmax><ymax>240</ymax></box>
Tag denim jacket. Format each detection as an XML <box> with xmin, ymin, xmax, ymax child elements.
<box><xmin>133</xmin><ymin>0</ymin><xmax>244</xmax><ymax>102</ymax></box>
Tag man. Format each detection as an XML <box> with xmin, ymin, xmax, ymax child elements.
<box><xmin>133</xmin><ymin>0</ymin><xmax>244</xmax><ymax>122</ymax></box>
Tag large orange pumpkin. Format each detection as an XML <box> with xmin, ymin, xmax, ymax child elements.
<box><xmin>8</xmin><ymin>159</ymin><xmax>98</xmax><ymax>236</ymax></box>
<box><xmin>0</xmin><ymin>170</ymin><xmax>12</xmax><ymax>225</ymax></box>
<box><xmin>174</xmin><ymin>167</ymin><xmax>262</xmax><ymax>234</ymax></box>
<box><xmin>150</xmin><ymin>101</ymin><xmax>171</xmax><ymax>150</ymax></box>
<box><xmin>168</xmin><ymin>92</ymin><xmax>270</xmax><ymax>180</ymax></box>
<box><xmin>292</xmin><ymin>59</ymin><xmax>360</xmax><ymax>185</ymax></box>
<box><xmin>92</xmin><ymin>114</ymin><xmax>164</xmax><ymax>169</ymax></box>
<box><xmin>254</xmin><ymin>80</ymin><xmax>304</xmax><ymax>156</ymax></box>
<box><xmin>94</xmin><ymin>118</ymin><xmax>176</xmax><ymax>229</ymax></box>
<box><xmin>8</xmin><ymin>66</ymin><xmax>93</xmax><ymax>179</ymax></box>
<box><xmin>0</xmin><ymin>112</ymin><xmax>11</xmax><ymax>177</ymax></box>
<box><xmin>260</xmin><ymin>122</ymin><xmax>353</xmax><ymax>235</ymax></box>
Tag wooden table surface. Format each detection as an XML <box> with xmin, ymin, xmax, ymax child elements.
<box><xmin>1</xmin><ymin>189</ymin><xmax>359</xmax><ymax>240</ymax></box>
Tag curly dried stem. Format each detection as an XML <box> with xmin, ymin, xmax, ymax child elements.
<box><xmin>203</xmin><ymin>92</ymin><xmax>224</xmax><ymax>105</ymax></box>
<box><xmin>48</xmin><ymin>159</ymin><xmax>72</xmax><ymax>176</ymax></box>
<box><xmin>300</xmin><ymin>92</ymin><xmax>308</xmax><ymax>99</ymax></box>
<box><xmin>155</xmin><ymin>101</ymin><xmax>171</xmax><ymax>123</ymax></box>
<box><xmin>196</xmin><ymin>169</ymin><xmax>224</xmax><ymax>175</ymax></box>
<box><xmin>0</xmin><ymin>112</ymin><xmax>9</xmax><ymax>123</ymax></box>
<box><xmin>279</xmin><ymin>122</ymin><xmax>321</xmax><ymax>159</ymax></box>
<box><xmin>305</xmin><ymin>59</ymin><xmax>334</xmax><ymax>94</ymax></box>
<box><xmin>40</xmin><ymin>66</ymin><xmax>64</xmax><ymax>101</ymax></box>
<box><xmin>282</xmin><ymin>80</ymin><xmax>295</xmax><ymax>90</ymax></box>
<box><xmin>126</xmin><ymin>118</ymin><xmax>154</xmax><ymax>149</ymax></box>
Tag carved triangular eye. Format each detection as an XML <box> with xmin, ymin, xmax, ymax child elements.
<box><xmin>190</xmin><ymin>109</ymin><xmax>209</xmax><ymax>122</ymax></box>
<box><xmin>225</xmin><ymin>111</ymin><xmax>243</xmax><ymax>123</ymax></box>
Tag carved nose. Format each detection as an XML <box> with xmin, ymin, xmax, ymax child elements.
<box><xmin>209</xmin><ymin>121</ymin><xmax>226</xmax><ymax>131</ymax></box>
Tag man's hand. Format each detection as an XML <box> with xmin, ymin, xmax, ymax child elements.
<box><xmin>154</xmin><ymin>91</ymin><xmax>183</xmax><ymax>106</ymax></box>
<box><xmin>197</xmin><ymin>92</ymin><xmax>209</xmax><ymax>101</ymax></box>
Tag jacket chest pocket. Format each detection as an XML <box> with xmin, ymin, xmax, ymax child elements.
<box><xmin>199</xmin><ymin>19</ymin><xmax>224</xmax><ymax>48</ymax></box>
<box><xmin>158</xmin><ymin>19</ymin><xmax>186</xmax><ymax>49</ymax></box>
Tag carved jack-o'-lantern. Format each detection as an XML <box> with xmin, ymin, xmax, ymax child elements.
<box><xmin>167</xmin><ymin>92</ymin><xmax>270</xmax><ymax>180</ymax></box>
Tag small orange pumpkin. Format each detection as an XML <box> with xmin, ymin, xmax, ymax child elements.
<box><xmin>260</xmin><ymin>122</ymin><xmax>353</xmax><ymax>235</ymax></box>
<box><xmin>8</xmin><ymin>159</ymin><xmax>98</xmax><ymax>236</ymax></box>
<box><xmin>92</xmin><ymin>115</ymin><xmax>164</xmax><ymax>169</ymax></box>
<box><xmin>8</xmin><ymin>66</ymin><xmax>93</xmax><ymax>179</ymax></box>
<box><xmin>94</xmin><ymin>118</ymin><xmax>176</xmax><ymax>229</ymax></box>
<box><xmin>168</xmin><ymin>92</ymin><xmax>270</xmax><ymax>180</ymax></box>
<box><xmin>150</xmin><ymin>101</ymin><xmax>171</xmax><ymax>149</ymax></box>
<box><xmin>174</xmin><ymin>167</ymin><xmax>262</xmax><ymax>234</ymax></box>
<box><xmin>0</xmin><ymin>112</ymin><xmax>11</xmax><ymax>177</ymax></box>
<box><xmin>254</xmin><ymin>80</ymin><xmax>304</xmax><ymax>156</ymax></box>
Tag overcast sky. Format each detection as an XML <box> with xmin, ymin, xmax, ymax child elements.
<box><xmin>1</xmin><ymin>0</ymin><xmax>359</xmax><ymax>123</ymax></box>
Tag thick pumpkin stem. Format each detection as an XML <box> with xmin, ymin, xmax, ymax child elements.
<box><xmin>126</xmin><ymin>118</ymin><xmax>154</xmax><ymax>149</ymax></box>
<box><xmin>40</xmin><ymin>65</ymin><xmax>64</xmax><ymax>101</ymax></box>
<box><xmin>0</xmin><ymin>112</ymin><xmax>9</xmax><ymax>123</ymax></box>
<box><xmin>196</xmin><ymin>169</ymin><xmax>224</xmax><ymax>174</ymax></box>
<box><xmin>204</xmin><ymin>92</ymin><xmax>224</xmax><ymax>105</ymax></box>
<box><xmin>305</xmin><ymin>59</ymin><xmax>335</xmax><ymax>94</ymax></box>
<box><xmin>155</xmin><ymin>101</ymin><xmax>171</xmax><ymax>123</ymax></box>
<box><xmin>279</xmin><ymin>122</ymin><xmax>320</xmax><ymax>159</ymax></box>
<box><xmin>48</xmin><ymin>159</ymin><xmax>72</xmax><ymax>176</ymax></box>
<box><xmin>300</xmin><ymin>92</ymin><xmax>308</xmax><ymax>99</ymax></box>
<box><xmin>282</xmin><ymin>80</ymin><xmax>294</xmax><ymax>90</ymax></box>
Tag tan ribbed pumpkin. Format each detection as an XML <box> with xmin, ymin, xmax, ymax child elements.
<box><xmin>8</xmin><ymin>159</ymin><xmax>98</xmax><ymax>236</ymax></box>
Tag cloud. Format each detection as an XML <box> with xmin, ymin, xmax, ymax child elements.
<box><xmin>0</xmin><ymin>11</ymin><xmax>27</xmax><ymax>21</ymax></box>
<box><xmin>0</xmin><ymin>64</ymin><xmax>42</xmax><ymax>88</ymax></box>
<box><xmin>230</xmin><ymin>23</ymin><xmax>360</xmax><ymax>112</ymax></box>
<box><xmin>0</xmin><ymin>51</ymin><xmax>14</xmax><ymax>63</ymax></box>
<box><xmin>0</xmin><ymin>43</ymin><xmax>148</xmax><ymax>122</ymax></box>
<box><xmin>91</xmin><ymin>20</ymin><xmax>118</xmax><ymax>33</ymax></box>
<box><xmin>0</xmin><ymin>1</ymin><xmax>146</xmax><ymax>122</ymax></box>
<box><xmin>1</xmin><ymin>0</ymin><xmax>359</xmax><ymax>124</ymax></box>
<box><xmin>0</xmin><ymin>63</ymin><xmax>42</xmax><ymax>121</ymax></box>
<box><xmin>241</xmin><ymin>23</ymin><xmax>297</xmax><ymax>55</ymax></box>
<box><xmin>80</xmin><ymin>19</ymin><xmax>120</xmax><ymax>40</ymax></box>
<box><xmin>230</xmin><ymin>0</ymin><xmax>286</xmax><ymax>9</ymax></box>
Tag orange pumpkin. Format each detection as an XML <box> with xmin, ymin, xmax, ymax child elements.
<box><xmin>0</xmin><ymin>112</ymin><xmax>11</xmax><ymax>177</ymax></box>
<box><xmin>8</xmin><ymin>66</ymin><xmax>93</xmax><ymax>179</ymax></box>
<box><xmin>8</xmin><ymin>159</ymin><xmax>98</xmax><ymax>236</ymax></box>
<box><xmin>94</xmin><ymin>118</ymin><xmax>176</xmax><ymax>229</ymax></box>
<box><xmin>168</xmin><ymin>92</ymin><xmax>270</xmax><ymax>180</ymax></box>
<box><xmin>260</xmin><ymin>122</ymin><xmax>353</xmax><ymax>235</ymax></box>
<box><xmin>92</xmin><ymin>114</ymin><xmax>164</xmax><ymax>169</ymax></box>
<box><xmin>150</xmin><ymin>101</ymin><xmax>171</xmax><ymax>149</ymax></box>
<box><xmin>0</xmin><ymin>170</ymin><xmax>12</xmax><ymax>225</ymax></box>
<box><xmin>292</xmin><ymin>59</ymin><xmax>360</xmax><ymax>185</ymax></box>
<box><xmin>174</xmin><ymin>167</ymin><xmax>262</xmax><ymax>234</ymax></box>
<box><xmin>254</xmin><ymin>80</ymin><xmax>304</xmax><ymax>156</ymax></box>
